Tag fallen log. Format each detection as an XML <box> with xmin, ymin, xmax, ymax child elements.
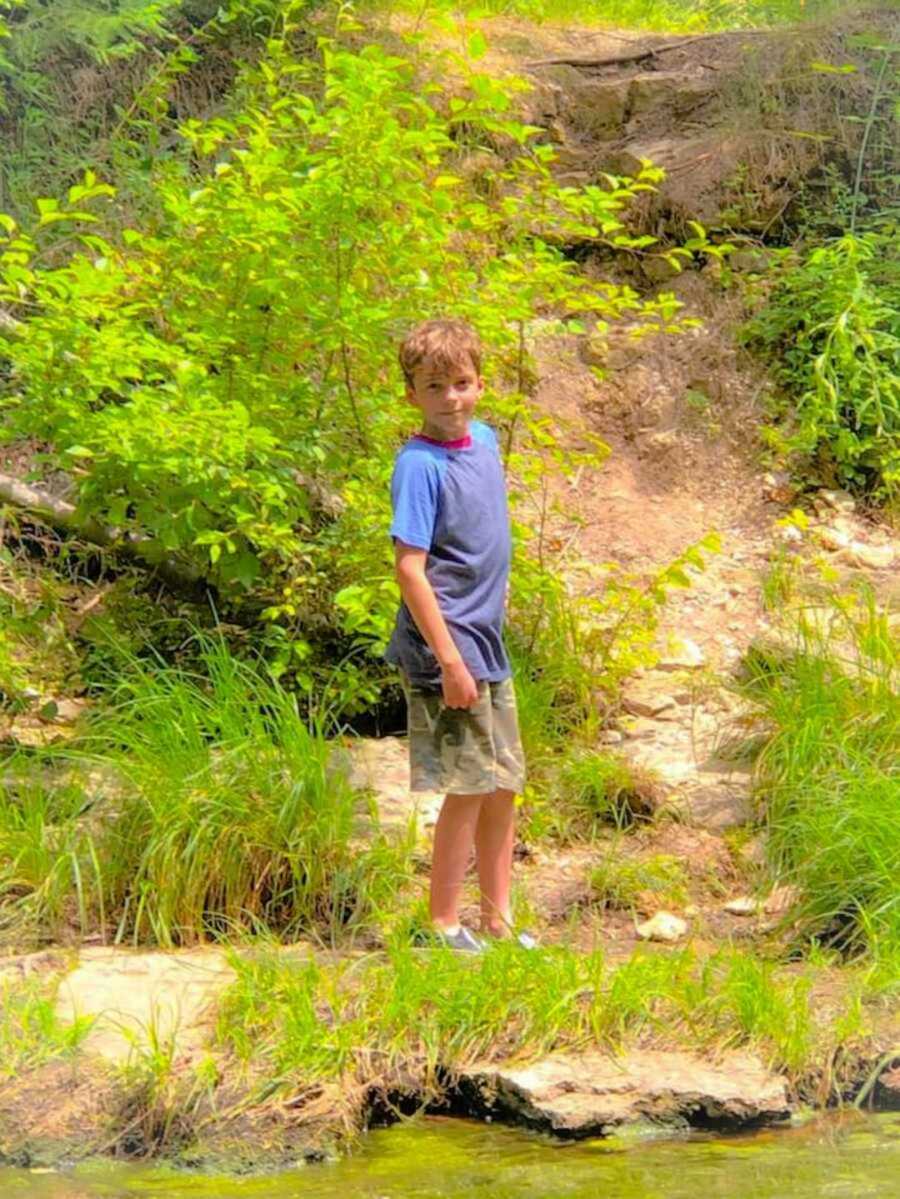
<box><xmin>0</xmin><ymin>469</ymin><xmax>205</xmax><ymax>592</ymax></box>
<box><xmin>527</xmin><ymin>28</ymin><xmax>787</xmax><ymax>70</ymax></box>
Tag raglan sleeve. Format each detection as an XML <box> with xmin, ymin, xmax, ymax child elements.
<box><xmin>390</xmin><ymin>451</ymin><xmax>440</xmax><ymax>551</ymax></box>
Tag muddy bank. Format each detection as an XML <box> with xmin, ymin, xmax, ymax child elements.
<box><xmin>1</xmin><ymin>1028</ymin><xmax>898</xmax><ymax>1173</ymax></box>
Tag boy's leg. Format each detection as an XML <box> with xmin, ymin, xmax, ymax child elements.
<box><xmin>475</xmin><ymin>788</ymin><xmax>516</xmax><ymax>937</ymax></box>
<box><xmin>429</xmin><ymin>792</ymin><xmax>486</xmax><ymax>931</ymax></box>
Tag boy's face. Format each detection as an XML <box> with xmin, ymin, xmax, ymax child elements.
<box><xmin>406</xmin><ymin>354</ymin><xmax>484</xmax><ymax>442</ymax></box>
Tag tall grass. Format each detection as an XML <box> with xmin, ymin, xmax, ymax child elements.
<box><xmin>370</xmin><ymin>0</ymin><xmax>844</xmax><ymax>31</ymax></box>
<box><xmin>216</xmin><ymin>940</ymin><xmax>817</xmax><ymax>1087</ymax></box>
<box><xmin>743</xmin><ymin>588</ymin><xmax>899</xmax><ymax>964</ymax></box>
<box><xmin>0</xmin><ymin>636</ymin><xmax>409</xmax><ymax>948</ymax></box>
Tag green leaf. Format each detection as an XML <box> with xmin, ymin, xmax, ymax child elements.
<box><xmin>468</xmin><ymin>29</ymin><xmax>487</xmax><ymax>60</ymax></box>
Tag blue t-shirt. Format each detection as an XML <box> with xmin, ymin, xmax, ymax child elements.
<box><xmin>385</xmin><ymin>420</ymin><xmax>511</xmax><ymax>687</ymax></box>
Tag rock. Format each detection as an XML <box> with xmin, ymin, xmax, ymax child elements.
<box><xmin>622</xmin><ymin>682</ymin><xmax>678</xmax><ymax>719</ymax></box>
<box><xmin>724</xmin><ymin>887</ymin><xmax>796</xmax><ymax>917</ymax></box>
<box><xmin>627</xmin><ymin>72</ymin><xmax>716</xmax><ymax>121</ymax></box>
<box><xmin>739</xmin><ymin>835</ymin><xmax>766</xmax><ymax>868</ymax></box>
<box><xmin>460</xmin><ymin>1050</ymin><xmax>791</xmax><ymax>1137</ymax></box>
<box><xmin>55</xmin><ymin>947</ymin><xmax>236</xmax><ymax>1064</ymax></box>
<box><xmin>636</xmin><ymin>911</ymin><xmax>687</xmax><ymax>943</ymax></box>
<box><xmin>682</xmin><ymin>775</ymin><xmax>752</xmax><ymax>831</ymax></box>
<box><xmin>724</xmin><ymin>896</ymin><xmax>761</xmax><ymax>916</ymax></box>
<box><xmin>777</xmin><ymin>524</ymin><xmax>803</xmax><ymax>544</ymax></box>
<box><xmin>762</xmin><ymin>885</ymin><xmax>799</xmax><ymax>916</ymax></box>
<box><xmin>547</xmin><ymin>70</ymin><xmax>629</xmax><ymax>138</ymax></box>
<box><xmin>642</xmin><ymin>256</ymin><xmax>682</xmax><ymax>284</ymax></box>
<box><xmin>819</xmin><ymin>489</ymin><xmax>855</xmax><ymax>513</ymax></box>
<box><xmin>339</xmin><ymin>736</ymin><xmax>443</xmax><ymax>833</ymax></box>
<box><xmin>839</xmin><ymin>542</ymin><xmax>895</xmax><ymax>571</ymax></box>
<box><xmin>762</xmin><ymin>471</ymin><xmax>795</xmax><ymax>504</ymax></box>
<box><xmin>817</xmin><ymin>525</ymin><xmax>851</xmax><ymax>552</ymax></box>
<box><xmin>598</xmin><ymin>729</ymin><xmax>624</xmax><ymax>746</ymax></box>
<box><xmin>729</xmin><ymin>248</ymin><xmax>771</xmax><ymax>272</ymax></box>
<box><xmin>655</xmin><ymin>638</ymin><xmax>704</xmax><ymax>671</ymax></box>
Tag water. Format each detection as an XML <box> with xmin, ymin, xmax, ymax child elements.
<box><xmin>3</xmin><ymin>1113</ymin><xmax>900</xmax><ymax>1198</ymax></box>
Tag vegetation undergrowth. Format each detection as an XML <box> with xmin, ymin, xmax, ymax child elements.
<box><xmin>741</xmin><ymin>29</ymin><xmax>899</xmax><ymax>503</ymax></box>
<box><xmin>741</xmin><ymin>581</ymin><xmax>899</xmax><ymax>973</ymax></box>
<box><xmin>216</xmin><ymin>940</ymin><xmax>823</xmax><ymax>1089</ymax></box>
<box><xmin>745</xmin><ymin>232</ymin><xmax>900</xmax><ymax>501</ymax></box>
<box><xmin>364</xmin><ymin>0</ymin><xmax>845</xmax><ymax>32</ymax></box>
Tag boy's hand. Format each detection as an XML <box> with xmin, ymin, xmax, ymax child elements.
<box><xmin>441</xmin><ymin>659</ymin><xmax>479</xmax><ymax>709</ymax></box>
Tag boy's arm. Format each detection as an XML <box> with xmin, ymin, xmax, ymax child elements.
<box><xmin>394</xmin><ymin>542</ymin><xmax>478</xmax><ymax>709</ymax></box>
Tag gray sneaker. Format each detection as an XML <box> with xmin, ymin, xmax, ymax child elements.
<box><xmin>435</xmin><ymin>925</ymin><xmax>484</xmax><ymax>953</ymax></box>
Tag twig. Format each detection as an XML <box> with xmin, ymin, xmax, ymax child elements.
<box><xmin>849</xmin><ymin>46</ymin><xmax>894</xmax><ymax>235</ymax></box>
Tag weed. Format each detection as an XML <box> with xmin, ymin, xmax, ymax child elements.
<box><xmin>589</xmin><ymin>853</ymin><xmax>687</xmax><ymax>913</ymax></box>
<box><xmin>552</xmin><ymin>749</ymin><xmax>659</xmax><ymax>839</ymax></box>
<box><xmin>744</xmin><ymin>233</ymin><xmax>900</xmax><ymax>499</ymax></box>
<box><xmin>0</xmin><ymin>972</ymin><xmax>92</xmax><ymax>1075</ymax></box>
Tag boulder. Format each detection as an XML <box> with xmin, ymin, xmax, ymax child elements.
<box><xmin>544</xmin><ymin>69</ymin><xmax>630</xmax><ymax>138</ymax></box>
<box><xmin>459</xmin><ymin>1049</ymin><xmax>791</xmax><ymax>1137</ymax></box>
<box><xmin>339</xmin><ymin>735</ymin><xmax>443</xmax><ymax>832</ymax></box>
<box><xmin>682</xmin><ymin>775</ymin><xmax>753</xmax><ymax>830</ymax></box>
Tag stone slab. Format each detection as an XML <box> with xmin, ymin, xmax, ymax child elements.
<box><xmin>55</xmin><ymin>947</ymin><xmax>236</xmax><ymax>1064</ymax></box>
<box><xmin>462</xmin><ymin>1049</ymin><xmax>791</xmax><ymax>1136</ymax></box>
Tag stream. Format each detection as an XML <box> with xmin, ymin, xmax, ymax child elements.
<box><xmin>3</xmin><ymin>1112</ymin><xmax>900</xmax><ymax>1197</ymax></box>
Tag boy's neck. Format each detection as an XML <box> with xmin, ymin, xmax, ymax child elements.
<box><xmin>417</xmin><ymin>418</ymin><xmax>473</xmax><ymax>445</ymax></box>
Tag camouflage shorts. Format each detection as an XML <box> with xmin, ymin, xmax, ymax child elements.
<box><xmin>401</xmin><ymin>675</ymin><xmax>526</xmax><ymax>796</ymax></box>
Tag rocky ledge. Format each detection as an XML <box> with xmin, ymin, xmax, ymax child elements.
<box><xmin>453</xmin><ymin>1050</ymin><xmax>791</xmax><ymax>1137</ymax></box>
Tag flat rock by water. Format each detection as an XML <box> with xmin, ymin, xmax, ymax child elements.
<box><xmin>459</xmin><ymin>1050</ymin><xmax>791</xmax><ymax>1136</ymax></box>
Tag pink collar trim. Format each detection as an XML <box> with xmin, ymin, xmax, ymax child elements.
<box><xmin>412</xmin><ymin>432</ymin><xmax>472</xmax><ymax>449</ymax></box>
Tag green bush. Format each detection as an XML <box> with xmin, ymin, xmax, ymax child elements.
<box><xmin>744</xmin><ymin>233</ymin><xmax>900</xmax><ymax>499</ymax></box>
<box><xmin>0</xmin><ymin>18</ymin><xmax>710</xmax><ymax>709</ymax></box>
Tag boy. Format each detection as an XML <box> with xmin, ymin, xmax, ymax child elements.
<box><xmin>385</xmin><ymin>318</ymin><xmax>530</xmax><ymax>952</ymax></box>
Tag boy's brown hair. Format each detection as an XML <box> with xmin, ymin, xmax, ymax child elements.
<box><xmin>399</xmin><ymin>318</ymin><xmax>482</xmax><ymax>386</ymax></box>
